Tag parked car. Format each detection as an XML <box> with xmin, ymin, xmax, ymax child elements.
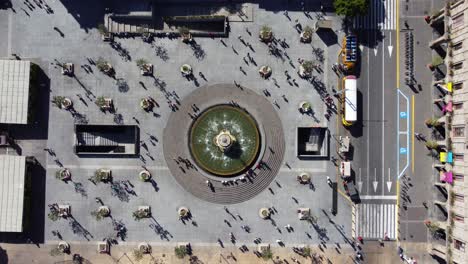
<box><xmin>345</xmin><ymin>181</ymin><xmax>360</xmax><ymax>203</ymax></box>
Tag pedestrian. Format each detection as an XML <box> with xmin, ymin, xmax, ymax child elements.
<box><xmin>357</xmin><ymin>236</ymin><xmax>363</xmax><ymax>243</ymax></box>
<box><xmin>283</xmin><ymin>10</ymin><xmax>288</xmax><ymax>17</ymax></box>
<box><xmin>238</xmin><ymin>35</ymin><xmax>243</xmax><ymax>40</ymax></box>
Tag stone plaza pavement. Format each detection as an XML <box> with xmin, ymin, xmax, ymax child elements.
<box><xmin>1</xmin><ymin>242</ymin><xmax>425</xmax><ymax>264</ymax></box>
<box><xmin>0</xmin><ymin>0</ymin><xmax>355</xmax><ymax>255</ymax></box>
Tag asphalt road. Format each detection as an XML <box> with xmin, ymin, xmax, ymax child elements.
<box><xmin>352</xmin><ymin>29</ymin><xmax>398</xmax><ymax>198</ymax></box>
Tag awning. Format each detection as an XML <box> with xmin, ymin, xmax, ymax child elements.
<box><xmin>440</xmin><ymin>152</ymin><xmax>447</xmax><ymax>162</ymax></box>
<box><xmin>440</xmin><ymin>171</ymin><xmax>453</xmax><ymax>183</ymax></box>
<box><xmin>440</xmin><ymin>152</ymin><xmax>453</xmax><ymax>163</ymax></box>
<box><xmin>437</xmin><ymin>83</ymin><xmax>452</xmax><ymax>93</ymax></box>
<box><xmin>442</xmin><ymin>101</ymin><xmax>453</xmax><ymax>113</ymax></box>
<box><xmin>445</xmin><ymin>171</ymin><xmax>453</xmax><ymax>183</ymax></box>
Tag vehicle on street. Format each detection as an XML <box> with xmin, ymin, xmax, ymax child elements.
<box><xmin>342</xmin><ymin>76</ymin><xmax>358</xmax><ymax>126</ymax></box>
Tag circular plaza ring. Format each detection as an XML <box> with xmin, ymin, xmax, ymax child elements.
<box><xmin>163</xmin><ymin>83</ymin><xmax>285</xmax><ymax>204</ymax></box>
<box><xmin>189</xmin><ymin>105</ymin><xmax>261</xmax><ymax>177</ymax></box>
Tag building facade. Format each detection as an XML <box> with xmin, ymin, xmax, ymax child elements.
<box><xmin>429</xmin><ymin>1</ymin><xmax>468</xmax><ymax>263</ymax></box>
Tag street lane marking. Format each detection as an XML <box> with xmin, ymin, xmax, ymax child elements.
<box><xmin>412</xmin><ymin>95</ymin><xmax>415</xmax><ymax>173</ymax></box>
<box><xmin>367</xmin><ymin>32</ymin><xmax>370</xmax><ymax>196</ymax></box>
<box><xmin>397</xmin><ymin>89</ymin><xmax>410</xmax><ymax>179</ymax></box>
<box><xmin>360</xmin><ymin>195</ymin><xmax>397</xmax><ymax>200</ymax></box>
<box><xmin>396</xmin><ymin>0</ymin><xmax>399</xmax><ymax>243</ymax></box>
<box><xmin>396</xmin><ymin>0</ymin><xmax>400</xmax><ymax>86</ymax></box>
<box><xmin>382</xmin><ymin>33</ymin><xmax>385</xmax><ymax>195</ymax></box>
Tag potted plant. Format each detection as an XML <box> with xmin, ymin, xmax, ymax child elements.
<box><xmin>425</xmin><ymin>140</ymin><xmax>439</xmax><ymax>150</ymax></box>
<box><xmin>259</xmin><ymin>66</ymin><xmax>272</xmax><ymax>78</ymax></box>
<box><xmin>91</xmin><ymin>206</ymin><xmax>110</xmax><ymax>221</ymax></box>
<box><xmin>96</xmin><ymin>57</ymin><xmax>113</xmax><ymax>75</ymax></box>
<box><xmin>180</xmin><ymin>64</ymin><xmax>193</xmax><ymax>76</ymax></box>
<box><xmin>140</xmin><ymin>98</ymin><xmax>154</xmax><ymax>112</ymax></box>
<box><xmin>98</xmin><ymin>24</ymin><xmax>113</xmax><ymax>41</ymax></box>
<box><xmin>175</xmin><ymin>244</ymin><xmax>190</xmax><ymax>259</ymax></box>
<box><xmin>297</xmin><ymin>172</ymin><xmax>310</xmax><ymax>183</ymax></box>
<box><xmin>48</xmin><ymin>204</ymin><xmax>61</xmax><ymax>221</ymax></box>
<box><xmin>259</xmin><ymin>208</ymin><xmax>271</xmax><ymax>219</ymax></box>
<box><xmin>55</xmin><ymin>168</ymin><xmax>71</xmax><ymax>181</ymax></box>
<box><xmin>61</xmin><ymin>63</ymin><xmax>74</xmax><ymax>76</ymax></box>
<box><xmin>50</xmin><ymin>242</ymin><xmax>70</xmax><ymax>256</ymax></box>
<box><xmin>425</xmin><ymin>117</ymin><xmax>441</xmax><ymax>127</ymax></box>
<box><xmin>178</xmin><ymin>27</ymin><xmax>192</xmax><ymax>43</ymax></box>
<box><xmin>92</xmin><ymin>168</ymin><xmax>112</xmax><ymax>183</ymax></box>
<box><xmin>138</xmin><ymin>242</ymin><xmax>151</xmax><ymax>254</ymax></box>
<box><xmin>139</xmin><ymin>170</ymin><xmax>152</xmax><ymax>181</ymax></box>
<box><xmin>259</xmin><ymin>25</ymin><xmax>273</xmax><ymax>42</ymax></box>
<box><xmin>132</xmin><ymin>248</ymin><xmax>144</xmax><ymax>261</ymax></box>
<box><xmin>136</xmin><ymin>58</ymin><xmax>153</xmax><ymax>76</ymax></box>
<box><xmin>133</xmin><ymin>206</ymin><xmax>151</xmax><ymax>220</ymax></box>
<box><xmin>52</xmin><ymin>96</ymin><xmax>73</xmax><ymax>110</ymax></box>
<box><xmin>97</xmin><ymin>241</ymin><xmax>109</xmax><ymax>254</ymax></box>
<box><xmin>95</xmin><ymin>96</ymin><xmax>113</xmax><ymax>111</ymax></box>
<box><xmin>261</xmin><ymin>247</ymin><xmax>273</xmax><ymax>260</ymax></box>
<box><xmin>300</xmin><ymin>101</ymin><xmax>312</xmax><ymax>113</ymax></box>
<box><xmin>178</xmin><ymin>207</ymin><xmax>190</xmax><ymax>219</ymax></box>
<box><xmin>299</xmin><ymin>60</ymin><xmax>315</xmax><ymax>78</ymax></box>
<box><xmin>300</xmin><ymin>26</ymin><xmax>313</xmax><ymax>43</ymax></box>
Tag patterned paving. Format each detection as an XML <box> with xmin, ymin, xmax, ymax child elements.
<box><xmin>163</xmin><ymin>83</ymin><xmax>285</xmax><ymax>204</ymax></box>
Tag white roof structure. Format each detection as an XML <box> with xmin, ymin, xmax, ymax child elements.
<box><xmin>344</xmin><ymin>77</ymin><xmax>357</xmax><ymax>122</ymax></box>
<box><xmin>0</xmin><ymin>155</ymin><xmax>26</xmax><ymax>232</ymax></box>
<box><xmin>0</xmin><ymin>60</ymin><xmax>31</xmax><ymax>124</ymax></box>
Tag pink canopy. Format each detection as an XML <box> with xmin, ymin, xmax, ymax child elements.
<box><xmin>442</xmin><ymin>101</ymin><xmax>453</xmax><ymax>113</ymax></box>
<box><xmin>440</xmin><ymin>171</ymin><xmax>453</xmax><ymax>183</ymax></box>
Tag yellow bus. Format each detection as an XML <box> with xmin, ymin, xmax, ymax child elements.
<box><xmin>342</xmin><ymin>75</ymin><xmax>357</xmax><ymax>126</ymax></box>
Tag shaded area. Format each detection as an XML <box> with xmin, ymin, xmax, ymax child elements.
<box><xmin>74</xmin><ymin>124</ymin><xmax>139</xmax><ymax>156</ymax></box>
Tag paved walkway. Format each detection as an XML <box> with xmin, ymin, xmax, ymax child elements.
<box><xmin>0</xmin><ymin>243</ymin><xmax>360</xmax><ymax>264</ymax></box>
<box><xmin>163</xmin><ymin>83</ymin><xmax>285</xmax><ymax>204</ymax></box>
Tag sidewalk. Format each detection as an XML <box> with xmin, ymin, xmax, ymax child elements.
<box><xmin>0</xmin><ymin>243</ymin><xmax>359</xmax><ymax>264</ymax></box>
<box><xmin>398</xmin><ymin>1</ymin><xmax>439</xmax><ymax>245</ymax></box>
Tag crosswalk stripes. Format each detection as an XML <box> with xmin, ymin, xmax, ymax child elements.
<box><xmin>353</xmin><ymin>0</ymin><xmax>397</xmax><ymax>30</ymax></box>
<box><xmin>355</xmin><ymin>203</ymin><xmax>396</xmax><ymax>240</ymax></box>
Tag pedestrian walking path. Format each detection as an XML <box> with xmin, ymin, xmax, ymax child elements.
<box><xmin>353</xmin><ymin>0</ymin><xmax>397</xmax><ymax>30</ymax></box>
<box><xmin>355</xmin><ymin>202</ymin><xmax>397</xmax><ymax>240</ymax></box>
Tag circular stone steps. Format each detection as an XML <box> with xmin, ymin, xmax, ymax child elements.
<box><xmin>163</xmin><ymin>84</ymin><xmax>285</xmax><ymax>204</ymax></box>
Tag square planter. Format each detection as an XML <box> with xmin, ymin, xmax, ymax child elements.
<box><xmin>58</xmin><ymin>205</ymin><xmax>71</xmax><ymax>217</ymax></box>
<box><xmin>98</xmin><ymin>241</ymin><xmax>109</xmax><ymax>253</ymax></box>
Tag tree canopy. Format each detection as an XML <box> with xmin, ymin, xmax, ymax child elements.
<box><xmin>333</xmin><ymin>0</ymin><xmax>369</xmax><ymax>18</ymax></box>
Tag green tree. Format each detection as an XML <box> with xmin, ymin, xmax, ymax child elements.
<box><xmin>333</xmin><ymin>0</ymin><xmax>369</xmax><ymax>18</ymax></box>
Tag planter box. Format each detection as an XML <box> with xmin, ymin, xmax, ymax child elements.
<box><xmin>58</xmin><ymin>205</ymin><xmax>71</xmax><ymax>217</ymax></box>
<box><xmin>98</xmin><ymin>241</ymin><xmax>109</xmax><ymax>253</ymax></box>
<box><xmin>140</xmin><ymin>64</ymin><xmax>153</xmax><ymax>76</ymax></box>
<box><xmin>61</xmin><ymin>63</ymin><xmax>74</xmax><ymax>75</ymax></box>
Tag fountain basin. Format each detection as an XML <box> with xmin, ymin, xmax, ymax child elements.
<box><xmin>189</xmin><ymin>105</ymin><xmax>260</xmax><ymax>177</ymax></box>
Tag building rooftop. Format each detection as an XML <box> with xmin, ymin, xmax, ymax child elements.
<box><xmin>0</xmin><ymin>155</ymin><xmax>26</xmax><ymax>232</ymax></box>
<box><xmin>0</xmin><ymin>60</ymin><xmax>30</xmax><ymax>124</ymax></box>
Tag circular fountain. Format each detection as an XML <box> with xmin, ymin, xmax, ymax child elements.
<box><xmin>189</xmin><ymin>105</ymin><xmax>260</xmax><ymax>177</ymax></box>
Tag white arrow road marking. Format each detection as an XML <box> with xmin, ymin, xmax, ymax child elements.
<box><xmin>357</xmin><ymin>168</ymin><xmax>363</xmax><ymax>192</ymax></box>
<box><xmin>374</xmin><ymin>47</ymin><xmax>378</xmax><ymax>56</ymax></box>
<box><xmin>386</xmin><ymin>168</ymin><xmax>392</xmax><ymax>192</ymax></box>
<box><xmin>373</xmin><ymin>168</ymin><xmax>378</xmax><ymax>192</ymax></box>
<box><xmin>388</xmin><ymin>31</ymin><xmax>393</xmax><ymax>57</ymax></box>
<box><xmin>359</xmin><ymin>44</ymin><xmax>364</xmax><ymax>52</ymax></box>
